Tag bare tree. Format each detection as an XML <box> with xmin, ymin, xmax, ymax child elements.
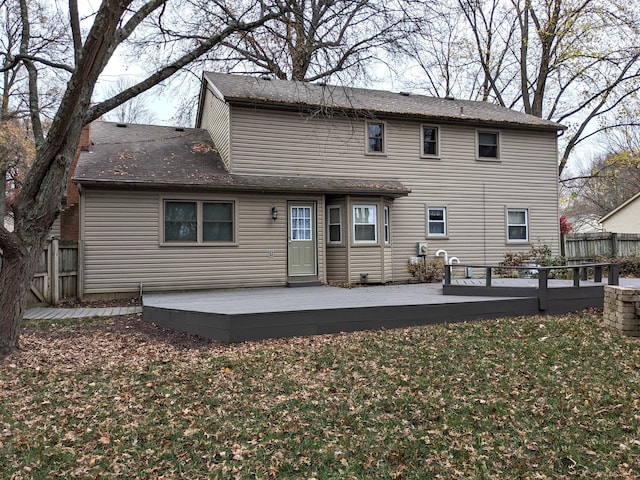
<box><xmin>206</xmin><ymin>0</ymin><xmax>412</xmax><ymax>82</ymax></box>
<box><xmin>0</xmin><ymin>0</ymin><xmax>65</xmax><ymax>222</ymax></box>
<box><xmin>101</xmin><ymin>78</ymin><xmax>158</xmax><ymax>125</ymax></box>
<box><xmin>0</xmin><ymin>119</ymin><xmax>34</xmax><ymax>221</ymax></box>
<box><xmin>407</xmin><ymin>0</ymin><xmax>640</xmax><ymax>175</ymax></box>
<box><xmin>562</xmin><ymin>150</ymin><xmax>640</xmax><ymax>221</ymax></box>
<box><xmin>0</xmin><ymin>0</ymin><xmax>287</xmax><ymax>356</ymax></box>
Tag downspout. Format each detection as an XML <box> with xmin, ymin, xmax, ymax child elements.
<box><xmin>483</xmin><ymin>183</ymin><xmax>487</xmax><ymax>263</ymax></box>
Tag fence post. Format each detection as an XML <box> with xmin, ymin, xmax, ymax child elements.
<box><xmin>51</xmin><ymin>237</ymin><xmax>60</xmax><ymax>305</ymax></box>
<box><xmin>486</xmin><ymin>267</ymin><xmax>492</xmax><ymax>287</ymax></box>
<box><xmin>43</xmin><ymin>241</ymin><xmax>51</xmax><ymax>303</ymax></box>
<box><xmin>444</xmin><ymin>265</ymin><xmax>451</xmax><ymax>285</ymax></box>
<box><xmin>611</xmin><ymin>232</ymin><xmax>618</xmax><ymax>257</ymax></box>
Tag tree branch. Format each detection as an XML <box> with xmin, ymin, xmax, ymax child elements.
<box><xmin>87</xmin><ymin>5</ymin><xmax>286</xmax><ymax>122</ymax></box>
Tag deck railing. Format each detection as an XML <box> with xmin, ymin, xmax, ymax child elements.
<box><xmin>444</xmin><ymin>263</ymin><xmax>620</xmax><ymax>311</ymax></box>
<box><xmin>444</xmin><ymin>263</ymin><xmax>619</xmax><ymax>288</ymax></box>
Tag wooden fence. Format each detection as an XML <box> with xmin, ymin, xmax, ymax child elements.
<box><xmin>29</xmin><ymin>239</ymin><xmax>80</xmax><ymax>305</ymax></box>
<box><xmin>563</xmin><ymin>232</ymin><xmax>640</xmax><ymax>262</ymax></box>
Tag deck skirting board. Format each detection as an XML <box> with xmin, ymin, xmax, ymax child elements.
<box><xmin>144</xmin><ymin>298</ymin><xmax>541</xmax><ymax>343</ymax></box>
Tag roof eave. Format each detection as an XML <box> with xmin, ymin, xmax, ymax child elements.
<box><xmin>223</xmin><ymin>97</ymin><xmax>565</xmax><ymax>132</ymax></box>
<box><xmin>73</xmin><ymin>178</ymin><xmax>411</xmax><ymax>198</ymax></box>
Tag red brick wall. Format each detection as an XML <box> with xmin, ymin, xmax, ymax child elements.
<box><xmin>60</xmin><ymin>123</ymin><xmax>91</xmax><ymax>240</ymax></box>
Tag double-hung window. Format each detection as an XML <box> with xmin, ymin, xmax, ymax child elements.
<box><xmin>353</xmin><ymin>205</ymin><xmax>377</xmax><ymax>243</ymax></box>
<box><xmin>327</xmin><ymin>205</ymin><xmax>342</xmax><ymax>244</ymax></box>
<box><xmin>507</xmin><ymin>208</ymin><xmax>528</xmax><ymax>242</ymax></box>
<box><xmin>366</xmin><ymin>122</ymin><xmax>385</xmax><ymax>154</ymax></box>
<box><xmin>164</xmin><ymin>200</ymin><xmax>234</xmax><ymax>244</ymax></box>
<box><xmin>427</xmin><ymin>207</ymin><xmax>447</xmax><ymax>237</ymax></box>
<box><xmin>421</xmin><ymin>125</ymin><xmax>439</xmax><ymax>157</ymax></box>
<box><xmin>477</xmin><ymin>131</ymin><xmax>499</xmax><ymax>159</ymax></box>
<box><xmin>384</xmin><ymin>206</ymin><xmax>390</xmax><ymax>244</ymax></box>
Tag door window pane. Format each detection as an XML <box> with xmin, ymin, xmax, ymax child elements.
<box><xmin>291</xmin><ymin>206</ymin><xmax>312</xmax><ymax>240</ymax></box>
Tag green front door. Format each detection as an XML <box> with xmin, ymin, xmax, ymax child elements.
<box><xmin>288</xmin><ymin>202</ymin><xmax>317</xmax><ymax>276</ymax></box>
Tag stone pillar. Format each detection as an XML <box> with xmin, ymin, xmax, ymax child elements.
<box><xmin>603</xmin><ymin>285</ymin><xmax>640</xmax><ymax>337</ymax></box>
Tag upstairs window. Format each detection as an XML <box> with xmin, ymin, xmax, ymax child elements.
<box><xmin>507</xmin><ymin>208</ymin><xmax>528</xmax><ymax>242</ymax></box>
<box><xmin>427</xmin><ymin>207</ymin><xmax>447</xmax><ymax>237</ymax></box>
<box><xmin>478</xmin><ymin>131</ymin><xmax>499</xmax><ymax>159</ymax></box>
<box><xmin>421</xmin><ymin>125</ymin><xmax>439</xmax><ymax>157</ymax></box>
<box><xmin>164</xmin><ymin>200</ymin><xmax>234</xmax><ymax>244</ymax></box>
<box><xmin>366</xmin><ymin>122</ymin><xmax>385</xmax><ymax>154</ymax></box>
<box><xmin>353</xmin><ymin>205</ymin><xmax>377</xmax><ymax>243</ymax></box>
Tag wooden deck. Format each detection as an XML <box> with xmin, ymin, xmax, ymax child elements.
<box><xmin>142</xmin><ymin>278</ymin><xmax>640</xmax><ymax>343</ymax></box>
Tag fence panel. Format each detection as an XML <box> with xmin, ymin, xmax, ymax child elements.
<box><xmin>564</xmin><ymin>233</ymin><xmax>640</xmax><ymax>262</ymax></box>
<box><xmin>27</xmin><ymin>239</ymin><xmax>79</xmax><ymax>305</ymax></box>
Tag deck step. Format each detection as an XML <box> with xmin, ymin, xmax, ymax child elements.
<box><xmin>287</xmin><ymin>280</ymin><xmax>323</xmax><ymax>288</ymax></box>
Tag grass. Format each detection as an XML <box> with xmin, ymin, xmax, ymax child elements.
<box><xmin>1</xmin><ymin>312</ymin><xmax>639</xmax><ymax>479</ymax></box>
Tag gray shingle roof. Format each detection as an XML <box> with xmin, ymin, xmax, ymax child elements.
<box><xmin>204</xmin><ymin>72</ymin><xmax>564</xmax><ymax>131</ymax></box>
<box><xmin>73</xmin><ymin>122</ymin><xmax>409</xmax><ymax>196</ymax></box>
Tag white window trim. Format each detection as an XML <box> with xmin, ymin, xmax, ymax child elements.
<box><xmin>160</xmin><ymin>198</ymin><xmax>237</xmax><ymax>246</ymax></box>
<box><xmin>476</xmin><ymin>129</ymin><xmax>501</xmax><ymax>161</ymax></box>
<box><xmin>365</xmin><ymin>121</ymin><xmax>386</xmax><ymax>155</ymax></box>
<box><xmin>420</xmin><ymin>124</ymin><xmax>440</xmax><ymax>158</ymax></box>
<box><xmin>426</xmin><ymin>205</ymin><xmax>448</xmax><ymax>238</ymax></box>
<box><xmin>352</xmin><ymin>204</ymin><xmax>378</xmax><ymax>244</ymax></box>
<box><xmin>506</xmin><ymin>207</ymin><xmax>529</xmax><ymax>243</ymax></box>
<box><xmin>327</xmin><ymin>205</ymin><xmax>342</xmax><ymax>245</ymax></box>
<box><xmin>384</xmin><ymin>206</ymin><xmax>390</xmax><ymax>244</ymax></box>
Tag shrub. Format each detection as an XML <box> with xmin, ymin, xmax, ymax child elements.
<box><xmin>596</xmin><ymin>255</ymin><xmax>640</xmax><ymax>278</ymax></box>
<box><xmin>407</xmin><ymin>257</ymin><xmax>445</xmax><ymax>283</ymax></box>
<box><xmin>497</xmin><ymin>244</ymin><xmax>567</xmax><ymax>278</ymax></box>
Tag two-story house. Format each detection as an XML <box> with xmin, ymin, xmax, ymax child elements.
<box><xmin>70</xmin><ymin>73</ymin><xmax>564</xmax><ymax>299</ymax></box>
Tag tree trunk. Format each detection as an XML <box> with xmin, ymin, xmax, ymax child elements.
<box><xmin>0</xmin><ymin>127</ymin><xmax>82</xmax><ymax>357</ymax></box>
<box><xmin>0</xmin><ymin>238</ymin><xmax>41</xmax><ymax>356</ymax></box>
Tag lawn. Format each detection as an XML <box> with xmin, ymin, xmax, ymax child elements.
<box><xmin>1</xmin><ymin>312</ymin><xmax>639</xmax><ymax>479</ymax></box>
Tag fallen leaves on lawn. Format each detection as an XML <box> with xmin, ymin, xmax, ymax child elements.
<box><xmin>1</xmin><ymin>313</ymin><xmax>639</xmax><ymax>479</ymax></box>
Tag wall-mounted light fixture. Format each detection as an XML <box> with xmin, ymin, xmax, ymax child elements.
<box><xmin>271</xmin><ymin>206</ymin><xmax>278</xmax><ymax>221</ymax></box>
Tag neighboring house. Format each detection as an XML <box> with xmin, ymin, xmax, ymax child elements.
<box><xmin>564</xmin><ymin>214</ymin><xmax>605</xmax><ymax>234</ymax></box>
<box><xmin>69</xmin><ymin>73</ymin><xmax>564</xmax><ymax>299</ymax></box>
<box><xmin>599</xmin><ymin>192</ymin><xmax>640</xmax><ymax>234</ymax></box>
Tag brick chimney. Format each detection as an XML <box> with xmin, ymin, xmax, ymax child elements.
<box><xmin>60</xmin><ymin>123</ymin><xmax>92</xmax><ymax>240</ymax></box>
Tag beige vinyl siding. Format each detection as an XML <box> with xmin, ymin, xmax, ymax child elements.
<box><xmin>229</xmin><ymin>107</ymin><xmax>559</xmax><ymax>282</ymax></box>
<box><xmin>383</xmin><ymin>246</ymin><xmax>393</xmax><ymax>283</ymax></box>
<box><xmin>326</xmin><ymin>246</ymin><xmax>347</xmax><ymax>283</ymax></box>
<box><xmin>81</xmin><ymin>190</ymin><xmax>328</xmax><ymax>296</ymax></box>
<box><xmin>350</xmin><ymin>247</ymin><xmax>383</xmax><ymax>283</ymax></box>
<box><xmin>200</xmin><ymin>89</ymin><xmax>231</xmax><ymax>169</ymax></box>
